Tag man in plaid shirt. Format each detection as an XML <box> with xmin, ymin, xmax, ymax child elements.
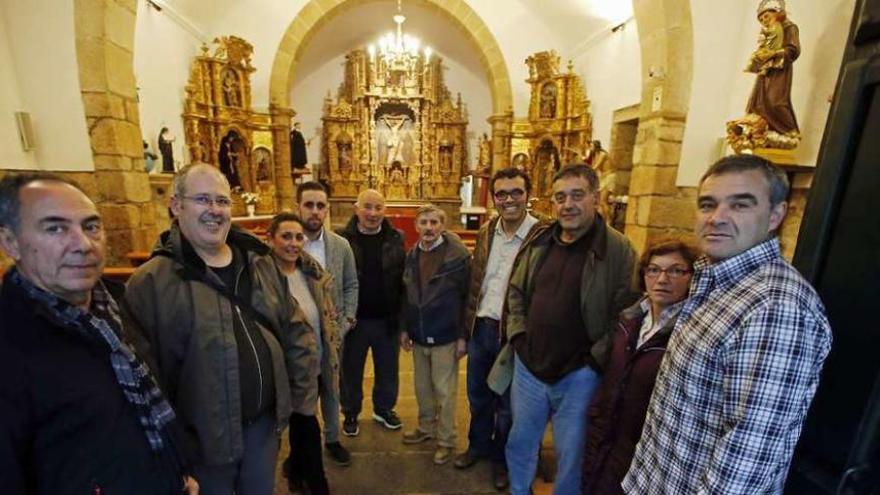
<box><xmin>622</xmin><ymin>155</ymin><xmax>832</xmax><ymax>493</ymax></box>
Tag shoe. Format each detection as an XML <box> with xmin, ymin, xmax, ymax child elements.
<box><xmin>372</xmin><ymin>409</ymin><xmax>402</xmax><ymax>430</ymax></box>
<box><xmin>433</xmin><ymin>446</ymin><xmax>453</xmax><ymax>465</ymax></box>
<box><xmin>453</xmin><ymin>449</ymin><xmax>481</xmax><ymax>469</ymax></box>
<box><xmin>342</xmin><ymin>416</ymin><xmax>359</xmax><ymax>437</ymax></box>
<box><xmin>286</xmin><ymin>474</ymin><xmax>310</xmax><ymax>495</ymax></box>
<box><xmin>402</xmin><ymin>429</ymin><xmax>434</xmax><ymax>444</ymax></box>
<box><xmin>325</xmin><ymin>441</ymin><xmax>352</xmax><ymax>466</ymax></box>
<box><xmin>492</xmin><ymin>463</ymin><xmax>509</xmax><ymax>491</ymax></box>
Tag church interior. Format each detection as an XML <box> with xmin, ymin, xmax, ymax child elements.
<box><xmin>2</xmin><ymin>0</ymin><xmax>879</xmax><ymax>493</ymax></box>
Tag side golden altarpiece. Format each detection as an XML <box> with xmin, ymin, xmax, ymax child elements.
<box><xmin>503</xmin><ymin>51</ymin><xmax>593</xmax><ymax>215</ymax></box>
<box><xmin>182</xmin><ymin>36</ymin><xmax>293</xmax><ymax>216</ymax></box>
<box><xmin>320</xmin><ymin>48</ymin><xmax>469</xmax><ymax>219</ymax></box>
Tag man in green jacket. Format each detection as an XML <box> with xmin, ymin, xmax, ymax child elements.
<box><xmin>497</xmin><ymin>163</ymin><xmax>639</xmax><ymax>495</ymax></box>
<box><xmin>126</xmin><ymin>163</ymin><xmax>316</xmax><ymax>495</ymax></box>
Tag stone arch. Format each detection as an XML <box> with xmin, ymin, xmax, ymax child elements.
<box><xmin>73</xmin><ymin>0</ymin><xmax>156</xmax><ymax>264</ymax></box>
<box><xmin>626</xmin><ymin>0</ymin><xmax>695</xmax><ymax>251</ymax></box>
<box><xmin>268</xmin><ymin>0</ymin><xmax>513</xmax><ymax>115</ymax></box>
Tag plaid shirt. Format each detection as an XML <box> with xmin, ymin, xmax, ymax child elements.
<box><xmin>622</xmin><ymin>238</ymin><xmax>832</xmax><ymax>494</ymax></box>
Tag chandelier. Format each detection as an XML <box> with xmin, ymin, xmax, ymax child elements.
<box><xmin>367</xmin><ymin>0</ymin><xmax>432</xmax><ymax>65</ymax></box>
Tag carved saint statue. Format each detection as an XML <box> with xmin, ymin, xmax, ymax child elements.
<box><xmin>222</xmin><ymin>70</ymin><xmax>241</xmax><ymax>107</ymax></box>
<box><xmin>728</xmin><ymin>0</ymin><xmax>801</xmax><ymax>151</ymax></box>
<box><xmin>478</xmin><ymin>133</ymin><xmax>492</xmax><ymax>169</ymax></box>
<box><xmin>540</xmin><ymin>82</ymin><xmax>557</xmax><ymax>118</ymax></box>
<box><xmin>512</xmin><ymin>153</ymin><xmax>529</xmax><ymax>171</ymax></box>
<box><xmin>438</xmin><ymin>141</ymin><xmax>453</xmax><ymax>174</ymax></box>
<box><xmin>337</xmin><ymin>140</ymin><xmax>353</xmax><ymax>176</ymax></box>
<box><xmin>253</xmin><ymin>147</ymin><xmax>272</xmax><ymax>182</ymax></box>
<box><xmin>746</xmin><ymin>0</ymin><xmax>800</xmax><ymax>137</ymax></box>
<box><xmin>158</xmin><ymin>127</ymin><xmax>175</xmax><ymax>172</ymax></box>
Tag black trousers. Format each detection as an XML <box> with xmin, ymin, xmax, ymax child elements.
<box><xmin>284</xmin><ymin>412</ymin><xmax>329</xmax><ymax>495</ymax></box>
<box><xmin>340</xmin><ymin>317</ymin><xmax>400</xmax><ymax>417</ymax></box>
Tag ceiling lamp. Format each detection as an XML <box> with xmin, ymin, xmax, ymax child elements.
<box><xmin>368</xmin><ymin>0</ymin><xmax>432</xmax><ymax>65</ymax></box>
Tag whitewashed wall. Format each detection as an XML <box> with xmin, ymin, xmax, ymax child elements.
<box><xmin>134</xmin><ymin>2</ymin><xmax>205</xmax><ymax>171</ymax></box>
<box><xmin>0</xmin><ymin>0</ymin><xmax>93</xmax><ymax>171</ymax></box>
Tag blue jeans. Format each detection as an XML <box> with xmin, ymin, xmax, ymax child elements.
<box><xmin>506</xmin><ymin>355</ymin><xmax>600</xmax><ymax>495</ymax></box>
<box><xmin>466</xmin><ymin>318</ymin><xmax>511</xmax><ymax>464</ymax></box>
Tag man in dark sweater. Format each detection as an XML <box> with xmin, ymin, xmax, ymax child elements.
<box><xmin>0</xmin><ymin>173</ymin><xmax>196</xmax><ymax>494</ymax></box>
<box><xmin>337</xmin><ymin>189</ymin><xmax>407</xmax><ymax>436</ymax></box>
<box><xmin>500</xmin><ymin>164</ymin><xmax>639</xmax><ymax>495</ymax></box>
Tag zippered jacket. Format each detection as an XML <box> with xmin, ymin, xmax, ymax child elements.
<box><xmin>402</xmin><ymin>231</ymin><xmax>471</xmax><ymax>346</ymax></box>
<box><xmin>125</xmin><ymin>223</ymin><xmax>316</xmax><ymax>466</ymax></box>
<box><xmin>581</xmin><ymin>296</ymin><xmax>677</xmax><ymax>495</ymax></box>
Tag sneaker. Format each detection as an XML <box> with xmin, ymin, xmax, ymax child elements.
<box><xmin>402</xmin><ymin>429</ymin><xmax>434</xmax><ymax>444</ymax></box>
<box><xmin>372</xmin><ymin>409</ymin><xmax>402</xmax><ymax>430</ymax></box>
<box><xmin>325</xmin><ymin>441</ymin><xmax>352</xmax><ymax>466</ymax></box>
<box><xmin>342</xmin><ymin>416</ymin><xmax>359</xmax><ymax>437</ymax></box>
<box><xmin>433</xmin><ymin>446</ymin><xmax>453</xmax><ymax>465</ymax></box>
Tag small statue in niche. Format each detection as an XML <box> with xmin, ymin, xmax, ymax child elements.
<box><xmin>158</xmin><ymin>127</ymin><xmax>175</xmax><ymax>172</ymax></box>
<box><xmin>512</xmin><ymin>153</ymin><xmax>529</xmax><ymax>171</ymax></box>
<box><xmin>534</xmin><ymin>140</ymin><xmax>560</xmax><ymax>196</ymax></box>
<box><xmin>540</xmin><ymin>82</ymin><xmax>557</xmax><ymax>118</ymax></box>
<box><xmin>222</xmin><ymin>69</ymin><xmax>241</xmax><ymax>107</ymax></box>
<box><xmin>438</xmin><ymin>140</ymin><xmax>453</xmax><ymax>174</ymax></box>
<box><xmin>387</xmin><ymin>160</ymin><xmax>407</xmax><ymax>198</ymax></box>
<box><xmin>253</xmin><ymin>147</ymin><xmax>272</xmax><ymax>182</ymax></box>
<box><xmin>336</xmin><ymin>139</ymin><xmax>353</xmax><ymax>176</ymax></box>
<box><xmin>219</xmin><ymin>132</ymin><xmax>245</xmax><ymax>189</ymax></box>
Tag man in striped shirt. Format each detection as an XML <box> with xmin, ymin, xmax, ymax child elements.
<box><xmin>623</xmin><ymin>155</ymin><xmax>832</xmax><ymax>493</ymax></box>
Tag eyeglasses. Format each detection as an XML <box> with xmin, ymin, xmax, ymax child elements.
<box><xmin>644</xmin><ymin>265</ymin><xmax>692</xmax><ymax>279</ymax></box>
<box><xmin>494</xmin><ymin>189</ymin><xmax>525</xmax><ymax>201</ymax></box>
<box><xmin>180</xmin><ymin>195</ymin><xmax>233</xmax><ymax>209</ymax></box>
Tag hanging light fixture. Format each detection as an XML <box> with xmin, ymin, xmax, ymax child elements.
<box><xmin>368</xmin><ymin>0</ymin><xmax>431</xmax><ymax>64</ymax></box>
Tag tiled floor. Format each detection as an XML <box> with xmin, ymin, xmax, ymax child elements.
<box><xmin>274</xmin><ymin>350</ymin><xmax>556</xmax><ymax>495</ymax></box>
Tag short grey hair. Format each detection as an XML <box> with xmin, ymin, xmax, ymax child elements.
<box><xmin>0</xmin><ymin>172</ymin><xmax>83</xmax><ymax>232</ymax></box>
<box><xmin>172</xmin><ymin>162</ymin><xmax>230</xmax><ymax>199</ymax></box>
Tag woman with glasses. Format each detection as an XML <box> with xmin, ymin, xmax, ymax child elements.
<box><xmin>581</xmin><ymin>238</ymin><xmax>699</xmax><ymax>494</ymax></box>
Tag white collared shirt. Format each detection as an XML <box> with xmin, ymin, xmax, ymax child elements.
<box><xmin>303</xmin><ymin>228</ymin><xmax>327</xmax><ymax>269</ymax></box>
<box><xmin>418</xmin><ymin>234</ymin><xmax>445</xmax><ymax>252</ymax></box>
<box><xmin>476</xmin><ymin>214</ymin><xmax>539</xmax><ymax>321</ymax></box>
<box><xmin>636</xmin><ymin>298</ymin><xmax>684</xmax><ymax>348</ymax></box>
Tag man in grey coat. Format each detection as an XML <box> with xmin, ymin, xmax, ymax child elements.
<box><xmin>297</xmin><ymin>181</ymin><xmax>358</xmax><ymax>466</ymax></box>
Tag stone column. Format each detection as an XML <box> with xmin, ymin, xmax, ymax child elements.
<box><xmin>488</xmin><ymin>111</ymin><xmax>514</xmax><ymax>172</ymax></box>
<box><xmin>625</xmin><ymin>115</ymin><xmax>694</xmax><ymax>251</ymax></box>
<box><xmin>74</xmin><ymin>0</ymin><xmax>157</xmax><ymax>265</ymax></box>
<box><xmin>269</xmin><ymin>104</ymin><xmax>296</xmax><ymax>210</ymax></box>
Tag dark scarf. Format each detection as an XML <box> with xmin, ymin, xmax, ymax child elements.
<box><xmin>10</xmin><ymin>269</ymin><xmax>177</xmax><ymax>455</ymax></box>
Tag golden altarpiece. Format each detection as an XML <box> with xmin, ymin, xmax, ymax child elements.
<box><xmin>506</xmin><ymin>50</ymin><xmax>593</xmax><ymax>215</ymax></box>
<box><xmin>319</xmin><ymin>46</ymin><xmax>469</xmax><ymax>219</ymax></box>
<box><xmin>182</xmin><ymin>36</ymin><xmax>292</xmax><ymax>216</ymax></box>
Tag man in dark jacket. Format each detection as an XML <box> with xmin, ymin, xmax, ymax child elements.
<box><xmin>499</xmin><ymin>164</ymin><xmax>639</xmax><ymax>495</ymax></box>
<box><xmin>337</xmin><ymin>189</ymin><xmax>407</xmax><ymax>435</ymax></box>
<box><xmin>0</xmin><ymin>173</ymin><xmax>196</xmax><ymax>494</ymax></box>
<box><xmin>126</xmin><ymin>163</ymin><xmax>312</xmax><ymax>495</ymax></box>
<box><xmin>399</xmin><ymin>204</ymin><xmax>471</xmax><ymax>465</ymax></box>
